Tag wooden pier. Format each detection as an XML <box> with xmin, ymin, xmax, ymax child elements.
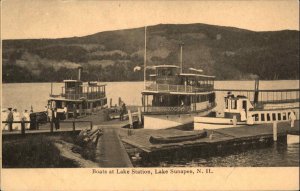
<box><xmin>2</xmin><ymin>108</ymin><xmax>299</xmax><ymax>168</ymax></box>
<box><xmin>119</xmin><ymin>120</ymin><xmax>299</xmax><ymax>154</ymax></box>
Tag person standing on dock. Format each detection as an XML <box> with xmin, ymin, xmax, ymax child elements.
<box><xmin>289</xmin><ymin>112</ymin><xmax>296</xmax><ymax>128</ymax></box>
<box><xmin>6</xmin><ymin>108</ymin><xmax>13</xmax><ymax>131</ymax></box>
<box><xmin>2</xmin><ymin>109</ymin><xmax>8</xmax><ymax>130</ymax></box>
<box><xmin>119</xmin><ymin>102</ymin><xmax>127</xmax><ymax>121</ymax></box>
<box><xmin>53</xmin><ymin>108</ymin><xmax>60</xmax><ymax>130</ymax></box>
<box><xmin>23</xmin><ymin>110</ymin><xmax>31</xmax><ymax>129</ymax></box>
<box><xmin>47</xmin><ymin>106</ymin><xmax>52</xmax><ymax>122</ymax></box>
<box><xmin>13</xmin><ymin>109</ymin><xmax>21</xmax><ymax>130</ymax></box>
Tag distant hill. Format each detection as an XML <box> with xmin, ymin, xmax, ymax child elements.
<box><xmin>2</xmin><ymin>23</ymin><xmax>299</xmax><ymax>82</ymax></box>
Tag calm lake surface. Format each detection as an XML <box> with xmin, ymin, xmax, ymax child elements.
<box><xmin>2</xmin><ymin>80</ymin><xmax>299</xmax><ymax>167</ymax></box>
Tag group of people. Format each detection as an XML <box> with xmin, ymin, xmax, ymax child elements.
<box><xmin>45</xmin><ymin>105</ymin><xmax>61</xmax><ymax>130</ymax></box>
<box><xmin>2</xmin><ymin>108</ymin><xmax>31</xmax><ymax>131</ymax></box>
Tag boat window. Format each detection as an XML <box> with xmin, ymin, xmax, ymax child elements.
<box><xmin>282</xmin><ymin>112</ymin><xmax>287</xmax><ymax>120</ymax></box>
<box><xmin>253</xmin><ymin>114</ymin><xmax>259</xmax><ymax>121</ymax></box>
<box><xmin>288</xmin><ymin>112</ymin><xmax>291</xmax><ymax>119</ymax></box>
<box><xmin>267</xmin><ymin>113</ymin><xmax>271</xmax><ymax>121</ymax></box>
<box><xmin>278</xmin><ymin>113</ymin><xmax>281</xmax><ymax>120</ymax></box>
<box><xmin>231</xmin><ymin>100</ymin><xmax>237</xmax><ymax>109</ymax></box>
<box><xmin>272</xmin><ymin>113</ymin><xmax>276</xmax><ymax>121</ymax></box>
<box><xmin>261</xmin><ymin>113</ymin><xmax>265</xmax><ymax>121</ymax></box>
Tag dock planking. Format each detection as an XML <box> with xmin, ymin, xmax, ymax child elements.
<box><xmin>119</xmin><ymin>120</ymin><xmax>299</xmax><ymax>153</ymax></box>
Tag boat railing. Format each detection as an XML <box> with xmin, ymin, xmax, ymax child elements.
<box><xmin>145</xmin><ymin>83</ymin><xmax>213</xmax><ymax>93</ymax></box>
<box><xmin>215</xmin><ymin>88</ymin><xmax>299</xmax><ymax>104</ymax></box>
<box><xmin>51</xmin><ymin>92</ymin><xmax>106</xmax><ymax>100</ymax></box>
<box><xmin>142</xmin><ymin>106</ymin><xmax>192</xmax><ymax>114</ymax></box>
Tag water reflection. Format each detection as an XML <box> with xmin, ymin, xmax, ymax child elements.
<box><xmin>136</xmin><ymin>142</ymin><xmax>299</xmax><ymax>167</ymax></box>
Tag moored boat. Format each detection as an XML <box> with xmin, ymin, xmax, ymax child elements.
<box><xmin>48</xmin><ymin>67</ymin><xmax>107</xmax><ymax>119</ymax></box>
<box><xmin>194</xmin><ymin>86</ymin><xmax>299</xmax><ymax>130</ymax></box>
<box><xmin>142</xmin><ymin>65</ymin><xmax>216</xmax><ymax>129</ymax></box>
<box><xmin>149</xmin><ymin>131</ymin><xmax>207</xmax><ymax>144</ymax></box>
<box><xmin>140</xmin><ymin>27</ymin><xmax>216</xmax><ymax>129</ymax></box>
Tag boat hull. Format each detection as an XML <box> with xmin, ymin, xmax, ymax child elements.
<box><xmin>194</xmin><ymin>108</ymin><xmax>300</xmax><ymax>130</ymax></box>
<box><xmin>143</xmin><ymin>108</ymin><xmax>214</xmax><ymax>130</ymax></box>
<box><xmin>149</xmin><ymin>131</ymin><xmax>207</xmax><ymax>144</ymax></box>
<box><xmin>194</xmin><ymin>117</ymin><xmax>245</xmax><ymax>130</ymax></box>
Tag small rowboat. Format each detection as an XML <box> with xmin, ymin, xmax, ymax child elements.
<box><xmin>149</xmin><ymin>131</ymin><xmax>207</xmax><ymax>144</ymax></box>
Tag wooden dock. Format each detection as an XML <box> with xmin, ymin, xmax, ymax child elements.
<box><xmin>2</xmin><ymin>109</ymin><xmax>298</xmax><ymax>168</ymax></box>
<box><xmin>95</xmin><ymin>127</ymin><xmax>133</xmax><ymax>167</ymax></box>
<box><xmin>119</xmin><ymin>120</ymin><xmax>299</xmax><ymax>154</ymax></box>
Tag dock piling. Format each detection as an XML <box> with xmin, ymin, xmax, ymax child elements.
<box><xmin>72</xmin><ymin>120</ymin><xmax>75</xmax><ymax>132</ymax></box>
<box><xmin>118</xmin><ymin>97</ymin><xmax>121</xmax><ymax>106</ymax></box>
<box><xmin>273</xmin><ymin>122</ymin><xmax>278</xmax><ymax>141</ymax></box>
<box><xmin>50</xmin><ymin>112</ymin><xmax>54</xmax><ymax>133</ymax></box>
<box><xmin>21</xmin><ymin>119</ymin><xmax>25</xmax><ymax>135</ymax></box>
<box><xmin>209</xmin><ymin>131</ymin><xmax>214</xmax><ymax>140</ymax></box>
<box><xmin>36</xmin><ymin>118</ymin><xmax>39</xmax><ymax>130</ymax></box>
<box><xmin>138</xmin><ymin>107</ymin><xmax>142</xmax><ymax>125</ymax></box>
<box><xmin>128</xmin><ymin>109</ymin><xmax>133</xmax><ymax>129</ymax></box>
<box><xmin>232</xmin><ymin>115</ymin><xmax>237</xmax><ymax>126</ymax></box>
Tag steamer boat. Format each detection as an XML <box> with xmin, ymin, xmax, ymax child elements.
<box><xmin>141</xmin><ymin>65</ymin><xmax>216</xmax><ymax>129</ymax></box>
<box><xmin>194</xmin><ymin>83</ymin><xmax>299</xmax><ymax>130</ymax></box>
<box><xmin>140</xmin><ymin>26</ymin><xmax>216</xmax><ymax>129</ymax></box>
<box><xmin>48</xmin><ymin>67</ymin><xmax>107</xmax><ymax>119</ymax></box>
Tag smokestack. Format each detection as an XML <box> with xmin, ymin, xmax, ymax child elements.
<box><xmin>78</xmin><ymin>66</ymin><xmax>83</xmax><ymax>81</ymax></box>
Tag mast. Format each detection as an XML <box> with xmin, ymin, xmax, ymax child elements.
<box><xmin>254</xmin><ymin>78</ymin><xmax>260</xmax><ymax>107</ymax></box>
<box><xmin>179</xmin><ymin>42</ymin><xmax>184</xmax><ymax>73</ymax></box>
<box><xmin>144</xmin><ymin>26</ymin><xmax>147</xmax><ymax>89</ymax></box>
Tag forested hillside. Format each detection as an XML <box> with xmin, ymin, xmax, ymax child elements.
<box><xmin>2</xmin><ymin>23</ymin><xmax>299</xmax><ymax>82</ymax></box>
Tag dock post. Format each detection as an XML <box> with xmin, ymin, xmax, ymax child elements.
<box><xmin>90</xmin><ymin>102</ymin><xmax>93</xmax><ymax>115</ymax></box>
<box><xmin>118</xmin><ymin>97</ymin><xmax>121</xmax><ymax>106</ymax></box>
<box><xmin>128</xmin><ymin>110</ymin><xmax>133</xmax><ymax>128</ymax></box>
<box><xmin>72</xmin><ymin>120</ymin><xmax>75</xmax><ymax>132</ymax></box>
<box><xmin>232</xmin><ymin>115</ymin><xmax>237</xmax><ymax>126</ymax></box>
<box><xmin>90</xmin><ymin>121</ymin><xmax>93</xmax><ymax>130</ymax></box>
<box><xmin>109</xmin><ymin>98</ymin><xmax>112</xmax><ymax>108</ymax></box>
<box><xmin>50</xmin><ymin>110</ymin><xmax>54</xmax><ymax>133</ymax></box>
<box><xmin>79</xmin><ymin>104</ymin><xmax>82</xmax><ymax>117</ymax></box>
<box><xmin>21</xmin><ymin>120</ymin><xmax>25</xmax><ymax>135</ymax></box>
<box><xmin>209</xmin><ymin>131</ymin><xmax>214</xmax><ymax>140</ymax></box>
<box><xmin>36</xmin><ymin>118</ymin><xmax>39</xmax><ymax>130</ymax></box>
<box><xmin>128</xmin><ymin>109</ymin><xmax>133</xmax><ymax>135</ymax></box>
<box><xmin>138</xmin><ymin>107</ymin><xmax>142</xmax><ymax>125</ymax></box>
<box><xmin>8</xmin><ymin>121</ymin><xmax>12</xmax><ymax>132</ymax></box>
<box><xmin>273</xmin><ymin>122</ymin><xmax>278</xmax><ymax>142</ymax></box>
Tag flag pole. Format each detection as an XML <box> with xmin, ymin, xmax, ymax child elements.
<box><xmin>144</xmin><ymin>26</ymin><xmax>147</xmax><ymax>89</ymax></box>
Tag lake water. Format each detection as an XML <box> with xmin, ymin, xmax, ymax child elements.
<box><xmin>1</xmin><ymin>80</ymin><xmax>299</xmax><ymax>167</ymax></box>
<box><xmin>2</xmin><ymin>80</ymin><xmax>299</xmax><ymax>112</ymax></box>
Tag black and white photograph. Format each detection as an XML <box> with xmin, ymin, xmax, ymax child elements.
<box><xmin>1</xmin><ymin>0</ymin><xmax>299</xmax><ymax>190</ymax></box>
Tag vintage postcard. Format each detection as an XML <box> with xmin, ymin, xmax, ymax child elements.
<box><xmin>1</xmin><ymin>0</ymin><xmax>299</xmax><ymax>190</ymax></box>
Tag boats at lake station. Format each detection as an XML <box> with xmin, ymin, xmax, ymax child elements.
<box><xmin>2</xmin><ymin>27</ymin><xmax>299</xmax><ymax>168</ymax></box>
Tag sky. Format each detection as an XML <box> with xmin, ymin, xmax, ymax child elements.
<box><xmin>1</xmin><ymin>0</ymin><xmax>299</xmax><ymax>39</ymax></box>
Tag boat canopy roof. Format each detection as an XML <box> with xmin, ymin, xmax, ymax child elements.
<box><xmin>179</xmin><ymin>73</ymin><xmax>215</xmax><ymax>79</ymax></box>
<box><xmin>153</xmin><ymin>65</ymin><xmax>180</xmax><ymax>68</ymax></box>
<box><xmin>63</xmin><ymin>80</ymin><xmax>81</xmax><ymax>82</ymax></box>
